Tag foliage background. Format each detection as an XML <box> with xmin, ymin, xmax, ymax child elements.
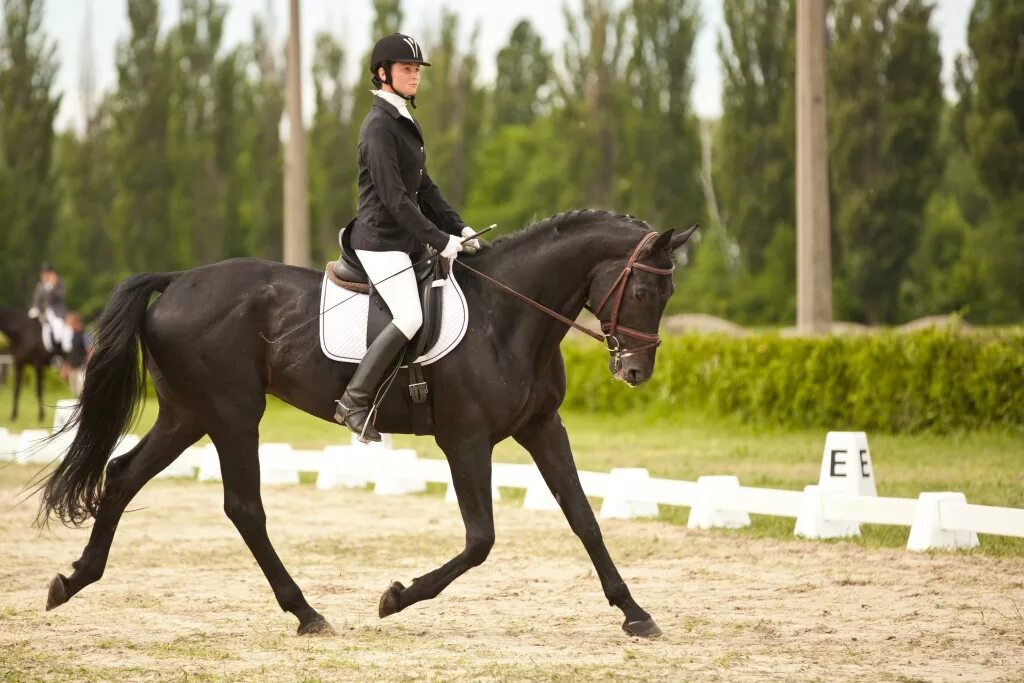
<box><xmin>1</xmin><ymin>0</ymin><xmax>1021</xmax><ymax>326</ymax></box>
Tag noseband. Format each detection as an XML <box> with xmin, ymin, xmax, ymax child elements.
<box><xmin>588</xmin><ymin>232</ymin><xmax>675</xmax><ymax>369</ymax></box>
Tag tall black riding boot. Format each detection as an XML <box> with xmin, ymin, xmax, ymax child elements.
<box><xmin>334</xmin><ymin>322</ymin><xmax>409</xmax><ymax>442</ymax></box>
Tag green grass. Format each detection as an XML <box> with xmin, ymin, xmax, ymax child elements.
<box><xmin>2</xmin><ymin>373</ymin><xmax>1021</xmax><ymax>556</ymax></box>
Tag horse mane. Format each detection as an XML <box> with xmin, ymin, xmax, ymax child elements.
<box><xmin>489</xmin><ymin>209</ymin><xmax>654</xmax><ymax>249</ymax></box>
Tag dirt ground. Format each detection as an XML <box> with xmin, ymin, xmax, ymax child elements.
<box><xmin>0</xmin><ymin>464</ymin><xmax>1022</xmax><ymax>682</ymax></box>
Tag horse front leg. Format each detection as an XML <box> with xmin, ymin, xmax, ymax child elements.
<box><xmin>513</xmin><ymin>411</ymin><xmax>661</xmax><ymax>638</ymax></box>
<box><xmin>377</xmin><ymin>434</ymin><xmax>495</xmax><ymax>618</ymax></box>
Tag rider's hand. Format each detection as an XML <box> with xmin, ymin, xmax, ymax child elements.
<box><xmin>28</xmin><ymin>307</ymin><xmax>39</xmax><ymax>319</ymax></box>
<box><xmin>461</xmin><ymin>226</ymin><xmax>483</xmax><ymax>253</ymax></box>
<box><xmin>440</xmin><ymin>234</ymin><xmax>464</xmax><ymax>260</ymax></box>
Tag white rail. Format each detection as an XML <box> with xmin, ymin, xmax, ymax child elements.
<box><xmin>3</xmin><ymin>428</ymin><xmax>1021</xmax><ymax>552</ymax></box>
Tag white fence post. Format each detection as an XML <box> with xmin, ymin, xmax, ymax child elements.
<box><xmin>257</xmin><ymin>443</ymin><xmax>300</xmax><ymax>486</ymax></box>
<box><xmin>197</xmin><ymin>444</ymin><xmax>223</xmax><ymax>483</ymax></box>
<box><xmin>687</xmin><ymin>476</ymin><xmax>750</xmax><ymax>529</ymax></box>
<box><xmin>523</xmin><ymin>466</ymin><xmax>560</xmax><ymax>511</ymax></box>
<box><xmin>907</xmin><ymin>492</ymin><xmax>980</xmax><ymax>551</ymax></box>
<box><xmin>794</xmin><ymin>485</ymin><xmax>862</xmax><ymax>539</ymax></box>
<box><xmin>372</xmin><ymin>449</ymin><xmax>426</xmax><ymax>496</ymax></box>
<box><xmin>600</xmin><ymin>468</ymin><xmax>659</xmax><ymax>519</ymax></box>
<box><xmin>316</xmin><ymin>445</ymin><xmax>372</xmax><ymax>490</ymax></box>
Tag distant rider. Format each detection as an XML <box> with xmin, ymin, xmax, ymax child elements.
<box><xmin>29</xmin><ymin>262</ymin><xmax>72</xmax><ymax>354</ymax></box>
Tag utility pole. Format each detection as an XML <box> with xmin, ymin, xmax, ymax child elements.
<box><xmin>796</xmin><ymin>0</ymin><xmax>832</xmax><ymax>333</ymax></box>
<box><xmin>283</xmin><ymin>0</ymin><xmax>310</xmax><ymax>267</ymax></box>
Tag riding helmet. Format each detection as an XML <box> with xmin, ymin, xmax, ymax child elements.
<box><xmin>369</xmin><ymin>33</ymin><xmax>430</xmax><ymax>87</ymax></box>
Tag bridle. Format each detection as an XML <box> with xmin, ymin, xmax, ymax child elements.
<box><xmin>455</xmin><ymin>231</ymin><xmax>675</xmax><ymax>371</ymax></box>
<box><xmin>587</xmin><ymin>231</ymin><xmax>674</xmax><ymax>370</ymax></box>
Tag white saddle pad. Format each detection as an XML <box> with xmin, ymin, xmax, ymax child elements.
<box><xmin>318</xmin><ymin>272</ymin><xmax>468</xmax><ymax>365</ymax></box>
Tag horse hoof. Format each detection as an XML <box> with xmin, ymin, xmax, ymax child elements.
<box><xmin>297</xmin><ymin>615</ymin><xmax>336</xmax><ymax>636</ymax></box>
<box><xmin>622</xmin><ymin>617</ymin><xmax>663</xmax><ymax>639</ymax></box>
<box><xmin>46</xmin><ymin>574</ymin><xmax>69</xmax><ymax>611</ymax></box>
<box><xmin>378</xmin><ymin>581</ymin><xmax>405</xmax><ymax>618</ymax></box>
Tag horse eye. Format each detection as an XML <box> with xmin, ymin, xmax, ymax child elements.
<box><xmin>635</xmin><ymin>289</ymin><xmax>652</xmax><ymax>303</ymax></box>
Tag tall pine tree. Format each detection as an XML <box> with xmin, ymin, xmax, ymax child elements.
<box><xmin>829</xmin><ymin>0</ymin><xmax>942</xmax><ymax>323</ymax></box>
<box><xmin>0</xmin><ymin>0</ymin><xmax>61</xmax><ymax>306</ymax></box>
<box><xmin>955</xmin><ymin>0</ymin><xmax>1024</xmax><ymax>321</ymax></box>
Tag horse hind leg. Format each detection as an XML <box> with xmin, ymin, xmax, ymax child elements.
<box><xmin>207</xmin><ymin>418</ymin><xmax>333</xmax><ymax>636</ymax></box>
<box><xmin>46</xmin><ymin>409</ymin><xmax>204</xmax><ymax>610</ymax></box>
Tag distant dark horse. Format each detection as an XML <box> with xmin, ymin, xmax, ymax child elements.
<box><xmin>0</xmin><ymin>306</ymin><xmax>59</xmax><ymax>422</ymax></box>
<box><xmin>37</xmin><ymin>210</ymin><xmax>696</xmax><ymax>638</ymax></box>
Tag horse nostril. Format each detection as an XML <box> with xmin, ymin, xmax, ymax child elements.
<box><xmin>626</xmin><ymin>369</ymin><xmax>642</xmax><ymax>384</ymax></box>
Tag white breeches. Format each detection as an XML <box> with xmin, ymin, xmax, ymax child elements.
<box><xmin>355</xmin><ymin>249</ymin><xmax>422</xmax><ymax>340</ymax></box>
<box><xmin>42</xmin><ymin>310</ymin><xmax>71</xmax><ymax>353</ymax></box>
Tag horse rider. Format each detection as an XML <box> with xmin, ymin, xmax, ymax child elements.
<box><xmin>334</xmin><ymin>32</ymin><xmax>482</xmax><ymax>442</ymax></box>
<box><xmin>29</xmin><ymin>262</ymin><xmax>72</xmax><ymax>354</ymax></box>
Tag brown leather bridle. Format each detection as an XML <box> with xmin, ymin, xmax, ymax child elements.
<box><xmin>588</xmin><ymin>231</ymin><xmax>674</xmax><ymax>369</ymax></box>
<box><xmin>456</xmin><ymin>231</ymin><xmax>675</xmax><ymax>372</ymax></box>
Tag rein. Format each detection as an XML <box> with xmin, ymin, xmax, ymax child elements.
<box><xmin>455</xmin><ymin>231</ymin><xmax>674</xmax><ymax>368</ymax></box>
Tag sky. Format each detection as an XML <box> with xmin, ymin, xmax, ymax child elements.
<box><xmin>43</xmin><ymin>0</ymin><xmax>976</xmax><ymax>133</ymax></box>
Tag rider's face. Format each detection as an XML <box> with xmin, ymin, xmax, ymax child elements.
<box><xmin>382</xmin><ymin>62</ymin><xmax>421</xmax><ymax>98</ymax></box>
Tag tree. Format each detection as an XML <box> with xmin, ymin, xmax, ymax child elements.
<box><xmin>493</xmin><ymin>20</ymin><xmax>551</xmax><ymax>128</ymax></box>
<box><xmin>414</xmin><ymin>8</ymin><xmax>482</xmax><ymax>209</ymax></box>
<box><xmin>560</xmin><ymin>0</ymin><xmax>628</xmax><ymax>207</ymax></box>
<box><xmin>308</xmin><ymin>32</ymin><xmax>355</xmax><ymax>265</ymax></box>
<box><xmin>621</xmin><ymin>0</ymin><xmax>703</xmax><ymax>234</ymax></box>
<box><xmin>0</xmin><ymin>0</ymin><xmax>61</xmax><ymax>307</ymax></box>
<box><xmin>164</xmin><ymin>0</ymin><xmax>229</xmax><ymax>267</ymax></box>
<box><xmin>713</xmin><ymin>0</ymin><xmax>794</xmax><ymax>298</ymax></box>
<box><xmin>829</xmin><ymin>0</ymin><xmax>943</xmax><ymax>324</ymax></box>
<box><xmin>955</xmin><ymin>0</ymin><xmax>1024</xmax><ymax>321</ymax></box>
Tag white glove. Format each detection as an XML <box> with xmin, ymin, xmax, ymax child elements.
<box><xmin>28</xmin><ymin>307</ymin><xmax>39</xmax><ymax>319</ymax></box>
<box><xmin>461</xmin><ymin>226</ymin><xmax>481</xmax><ymax>252</ymax></box>
<box><xmin>440</xmin><ymin>234</ymin><xmax>464</xmax><ymax>260</ymax></box>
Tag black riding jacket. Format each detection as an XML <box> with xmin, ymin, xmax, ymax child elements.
<box><xmin>351</xmin><ymin>97</ymin><xmax>465</xmax><ymax>253</ymax></box>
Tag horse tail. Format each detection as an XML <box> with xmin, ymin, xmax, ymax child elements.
<box><xmin>36</xmin><ymin>272</ymin><xmax>179</xmax><ymax>527</ymax></box>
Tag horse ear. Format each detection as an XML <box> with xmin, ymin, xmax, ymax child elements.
<box><xmin>670</xmin><ymin>223</ymin><xmax>699</xmax><ymax>251</ymax></box>
<box><xmin>650</xmin><ymin>229</ymin><xmax>675</xmax><ymax>254</ymax></box>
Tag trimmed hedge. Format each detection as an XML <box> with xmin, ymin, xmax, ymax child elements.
<box><xmin>561</xmin><ymin>328</ymin><xmax>1024</xmax><ymax>434</ymax></box>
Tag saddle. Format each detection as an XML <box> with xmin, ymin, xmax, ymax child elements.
<box><xmin>327</xmin><ymin>220</ymin><xmax>447</xmax><ymax>358</ymax></box>
<box><xmin>323</xmin><ymin>221</ymin><xmax>447</xmax><ymax>432</ymax></box>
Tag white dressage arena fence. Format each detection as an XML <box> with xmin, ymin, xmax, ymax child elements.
<box><xmin>2</xmin><ymin>425</ymin><xmax>1021</xmax><ymax>553</ymax></box>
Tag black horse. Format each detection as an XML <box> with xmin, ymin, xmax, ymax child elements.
<box><xmin>37</xmin><ymin>210</ymin><xmax>696</xmax><ymax>638</ymax></box>
<box><xmin>0</xmin><ymin>306</ymin><xmax>59</xmax><ymax>422</ymax></box>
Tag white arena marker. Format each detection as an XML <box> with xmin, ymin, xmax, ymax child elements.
<box><xmin>372</xmin><ymin>449</ymin><xmax>426</xmax><ymax>496</ymax></box>
<box><xmin>316</xmin><ymin>446</ymin><xmax>372</xmax><ymax>490</ymax></box>
<box><xmin>600</xmin><ymin>468</ymin><xmax>659</xmax><ymax>519</ymax></box>
<box><xmin>110</xmin><ymin>434</ymin><xmax>141</xmax><ymax>460</ymax></box>
<box><xmin>907</xmin><ymin>492</ymin><xmax>980</xmax><ymax>552</ymax></box>
<box><xmin>51</xmin><ymin>399</ymin><xmax>79</xmax><ymax>432</ymax></box>
<box><xmin>794</xmin><ymin>431</ymin><xmax>878</xmax><ymax>538</ymax></box>
<box><xmin>817</xmin><ymin>431</ymin><xmax>877</xmax><ymax>497</ymax></box>
<box><xmin>523</xmin><ymin>466</ymin><xmax>560</xmax><ymax>511</ymax></box>
<box><xmin>687</xmin><ymin>476</ymin><xmax>750</xmax><ymax>529</ymax></box>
